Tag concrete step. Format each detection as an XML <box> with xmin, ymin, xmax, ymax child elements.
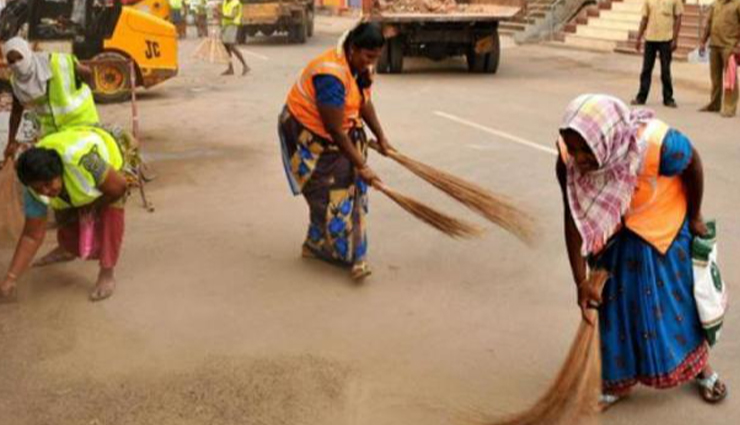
<box><xmin>597</xmin><ymin>10</ymin><xmax>643</xmax><ymax>23</ymax></box>
<box><xmin>611</xmin><ymin>2</ymin><xmax>643</xmax><ymax>13</ymax></box>
<box><xmin>563</xmin><ymin>34</ymin><xmax>619</xmax><ymax>51</ymax></box>
<box><xmin>576</xmin><ymin>25</ymin><xmax>631</xmax><ymax>41</ymax></box>
<box><xmin>588</xmin><ymin>19</ymin><xmax>640</xmax><ymax>31</ymax></box>
<box><xmin>500</xmin><ymin>23</ymin><xmax>527</xmax><ymax>32</ymax></box>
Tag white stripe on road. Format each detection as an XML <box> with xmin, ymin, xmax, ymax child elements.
<box><xmin>242</xmin><ymin>50</ymin><xmax>269</xmax><ymax>61</ymax></box>
<box><xmin>434</xmin><ymin>111</ymin><xmax>557</xmax><ymax>156</ymax></box>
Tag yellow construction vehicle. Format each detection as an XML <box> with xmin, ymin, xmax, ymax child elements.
<box><xmin>237</xmin><ymin>0</ymin><xmax>315</xmax><ymax>44</ymax></box>
<box><xmin>0</xmin><ymin>0</ymin><xmax>178</xmax><ymax>103</ymax></box>
<box><xmin>124</xmin><ymin>0</ymin><xmax>172</xmax><ymax>22</ymax></box>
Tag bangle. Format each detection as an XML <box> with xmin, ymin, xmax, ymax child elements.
<box><xmin>6</xmin><ymin>272</ymin><xmax>18</xmax><ymax>281</ymax></box>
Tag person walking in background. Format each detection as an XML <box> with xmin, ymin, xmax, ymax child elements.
<box><xmin>699</xmin><ymin>0</ymin><xmax>740</xmax><ymax>117</ymax></box>
<box><xmin>632</xmin><ymin>0</ymin><xmax>683</xmax><ymax>108</ymax></box>
<box><xmin>169</xmin><ymin>0</ymin><xmax>186</xmax><ymax>39</ymax></box>
<box><xmin>220</xmin><ymin>0</ymin><xmax>249</xmax><ymax>76</ymax></box>
<box><xmin>191</xmin><ymin>0</ymin><xmax>208</xmax><ymax>38</ymax></box>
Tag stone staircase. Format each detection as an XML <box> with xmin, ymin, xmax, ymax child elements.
<box><xmin>614</xmin><ymin>4</ymin><xmax>709</xmax><ymax>60</ymax></box>
<box><xmin>500</xmin><ymin>0</ymin><xmax>567</xmax><ymax>37</ymax></box>
<box><xmin>559</xmin><ymin>0</ymin><xmax>643</xmax><ymax>52</ymax></box>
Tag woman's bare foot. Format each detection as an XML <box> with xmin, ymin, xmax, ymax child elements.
<box><xmin>89</xmin><ymin>269</ymin><xmax>116</xmax><ymax>302</ymax></box>
<box><xmin>222</xmin><ymin>66</ymin><xmax>235</xmax><ymax>76</ymax></box>
<box><xmin>33</xmin><ymin>247</ymin><xmax>76</xmax><ymax>267</ymax></box>
<box><xmin>241</xmin><ymin>66</ymin><xmax>250</xmax><ymax>76</ymax></box>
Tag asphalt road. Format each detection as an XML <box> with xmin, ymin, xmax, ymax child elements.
<box><xmin>0</xmin><ymin>16</ymin><xmax>737</xmax><ymax>425</ymax></box>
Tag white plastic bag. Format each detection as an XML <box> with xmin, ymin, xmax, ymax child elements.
<box><xmin>692</xmin><ymin>220</ymin><xmax>729</xmax><ymax>346</ymax></box>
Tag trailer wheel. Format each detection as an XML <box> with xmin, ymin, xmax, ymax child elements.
<box><xmin>237</xmin><ymin>26</ymin><xmax>248</xmax><ymax>44</ymax></box>
<box><xmin>388</xmin><ymin>37</ymin><xmax>403</xmax><ymax>74</ymax></box>
<box><xmin>467</xmin><ymin>32</ymin><xmax>500</xmax><ymax>74</ymax></box>
<box><xmin>307</xmin><ymin>9</ymin><xmax>315</xmax><ymax>37</ymax></box>
<box><xmin>377</xmin><ymin>44</ymin><xmax>390</xmax><ymax>74</ymax></box>
<box><xmin>466</xmin><ymin>51</ymin><xmax>485</xmax><ymax>73</ymax></box>
<box><xmin>485</xmin><ymin>32</ymin><xmax>500</xmax><ymax>74</ymax></box>
<box><xmin>91</xmin><ymin>51</ymin><xmax>132</xmax><ymax>104</ymax></box>
<box><xmin>289</xmin><ymin>15</ymin><xmax>308</xmax><ymax>44</ymax></box>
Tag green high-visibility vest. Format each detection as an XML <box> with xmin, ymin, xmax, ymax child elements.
<box><xmin>222</xmin><ymin>0</ymin><xmax>242</xmax><ymax>27</ymax></box>
<box><xmin>170</xmin><ymin>0</ymin><xmax>184</xmax><ymax>10</ymax></box>
<box><xmin>14</xmin><ymin>53</ymin><xmax>100</xmax><ymax>138</ymax></box>
<box><xmin>30</xmin><ymin>127</ymin><xmax>123</xmax><ymax>210</ymax></box>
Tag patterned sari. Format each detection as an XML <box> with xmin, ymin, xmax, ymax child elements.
<box><xmin>278</xmin><ymin>107</ymin><xmax>368</xmax><ymax>266</ymax></box>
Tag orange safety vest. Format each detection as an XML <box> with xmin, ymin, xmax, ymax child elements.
<box><xmin>559</xmin><ymin>119</ymin><xmax>687</xmax><ymax>255</ymax></box>
<box><xmin>624</xmin><ymin>119</ymin><xmax>687</xmax><ymax>254</ymax></box>
<box><xmin>286</xmin><ymin>48</ymin><xmax>368</xmax><ymax>140</ymax></box>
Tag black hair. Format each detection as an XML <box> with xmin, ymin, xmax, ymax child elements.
<box><xmin>344</xmin><ymin>22</ymin><xmax>385</xmax><ymax>52</ymax></box>
<box><xmin>16</xmin><ymin>148</ymin><xmax>64</xmax><ymax>186</ymax></box>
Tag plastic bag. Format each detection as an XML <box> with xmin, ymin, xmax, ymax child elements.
<box><xmin>692</xmin><ymin>220</ymin><xmax>729</xmax><ymax>346</ymax></box>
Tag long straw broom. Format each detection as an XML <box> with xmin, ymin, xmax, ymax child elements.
<box><xmin>487</xmin><ymin>270</ymin><xmax>609</xmax><ymax>425</ymax></box>
<box><xmin>371</xmin><ymin>143</ymin><xmax>537</xmax><ymax>246</ymax></box>
<box><xmin>375</xmin><ymin>182</ymin><xmax>483</xmax><ymax>239</ymax></box>
<box><xmin>192</xmin><ymin>29</ymin><xmax>231</xmax><ymax>64</ymax></box>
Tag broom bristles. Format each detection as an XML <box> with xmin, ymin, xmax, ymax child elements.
<box><xmin>488</xmin><ymin>271</ymin><xmax>609</xmax><ymax>425</ymax></box>
<box><xmin>192</xmin><ymin>33</ymin><xmax>231</xmax><ymax>64</ymax></box>
<box><xmin>379</xmin><ymin>147</ymin><xmax>537</xmax><ymax>246</ymax></box>
<box><xmin>376</xmin><ymin>183</ymin><xmax>483</xmax><ymax>239</ymax></box>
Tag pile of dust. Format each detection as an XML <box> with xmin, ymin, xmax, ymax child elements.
<box><xmin>1</xmin><ymin>355</ymin><xmax>357</xmax><ymax>425</ymax></box>
<box><xmin>375</xmin><ymin>0</ymin><xmax>486</xmax><ymax>13</ymax></box>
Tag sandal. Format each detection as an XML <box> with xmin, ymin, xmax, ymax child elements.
<box><xmin>598</xmin><ymin>393</ymin><xmax>624</xmax><ymax>412</ymax></box>
<box><xmin>350</xmin><ymin>262</ymin><xmax>372</xmax><ymax>281</ymax></box>
<box><xmin>697</xmin><ymin>372</ymin><xmax>728</xmax><ymax>404</ymax></box>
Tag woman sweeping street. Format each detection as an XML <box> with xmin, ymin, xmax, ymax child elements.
<box><xmin>0</xmin><ymin>126</ymin><xmax>130</xmax><ymax>302</ymax></box>
<box><xmin>556</xmin><ymin>94</ymin><xmax>727</xmax><ymax>408</ymax></box>
<box><xmin>278</xmin><ymin>22</ymin><xmax>393</xmax><ymax>281</ymax></box>
<box><xmin>2</xmin><ymin>37</ymin><xmax>99</xmax><ymax>161</ymax></box>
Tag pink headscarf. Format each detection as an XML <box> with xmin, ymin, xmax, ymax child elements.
<box><xmin>560</xmin><ymin>94</ymin><xmax>655</xmax><ymax>256</ymax></box>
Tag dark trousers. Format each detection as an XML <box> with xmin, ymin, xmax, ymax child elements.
<box><xmin>636</xmin><ymin>41</ymin><xmax>674</xmax><ymax>103</ymax></box>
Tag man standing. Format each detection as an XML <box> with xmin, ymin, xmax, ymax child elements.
<box><xmin>700</xmin><ymin>0</ymin><xmax>740</xmax><ymax>117</ymax></box>
<box><xmin>632</xmin><ymin>0</ymin><xmax>683</xmax><ymax>107</ymax></box>
<box><xmin>169</xmin><ymin>0</ymin><xmax>186</xmax><ymax>39</ymax></box>
<box><xmin>221</xmin><ymin>0</ymin><xmax>249</xmax><ymax>76</ymax></box>
<box><xmin>191</xmin><ymin>0</ymin><xmax>208</xmax><ymax>38</ymax></box>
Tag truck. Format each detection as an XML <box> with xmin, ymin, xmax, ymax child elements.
<box><xmin>0</xmin><ymin>0</ymin><xmax>178</xmax><ymax>103</ymax></box>
<box><xmin>367</xmin><ymin>0</ymin><xmax>520</xmax><ymax>74</ymax></box>
<box><xmin>236</xmin><ymin>0</ymin><xmax>315</xmax><ymax>44</ymax></box>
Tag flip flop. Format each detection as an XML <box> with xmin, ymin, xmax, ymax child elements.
<box><xmin>350</xmin><ymin>262</ymin><xmax>372</xmax><ymax>281</ymax></box>
<box><xmin>598</xmin><ymin>393</ymin><xmax>624</xmax><ymax>412</ymax></box>
<box><xmin>697</xmin><ymin>372</ymin><xmax>728</xmax><ymax>404</ymax></box>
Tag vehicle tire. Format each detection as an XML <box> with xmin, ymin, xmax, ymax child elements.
<box><xmin>237</xmin><ymin>26</ymin><xmax>248</xmax><ymax>44</ymax></box>
<box><xmin>291</xmin><ymin>15</ymin><xmax>308</xmax><ymax>44</ymax></box>
<box><xmin>377</xmin><ymin>45</ymin><xmax>391</xmax><ymax>74</ymax></box>
<box><xmin>307</xmin><ymin>9</ymin><xmax>315</xmax><ymax>38</ymax></box>
<box><xmin>388</xmin><ymin>37</ymin><xmax>403</xmax><ymax>74</ymax></box>
<box><xmin>91</xmin><ymin>51</ymin><xmax>133</xmax><ymax>104</ymax></box>
<box><xmin>484</xmin><ymin>32</ymin><xmax>500</xmax><ymax>74</ymax></box>
<box><xmin>466</xmin><ymin>50</ymin><xmax>484</xmax><ymax>73</ymax></box>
